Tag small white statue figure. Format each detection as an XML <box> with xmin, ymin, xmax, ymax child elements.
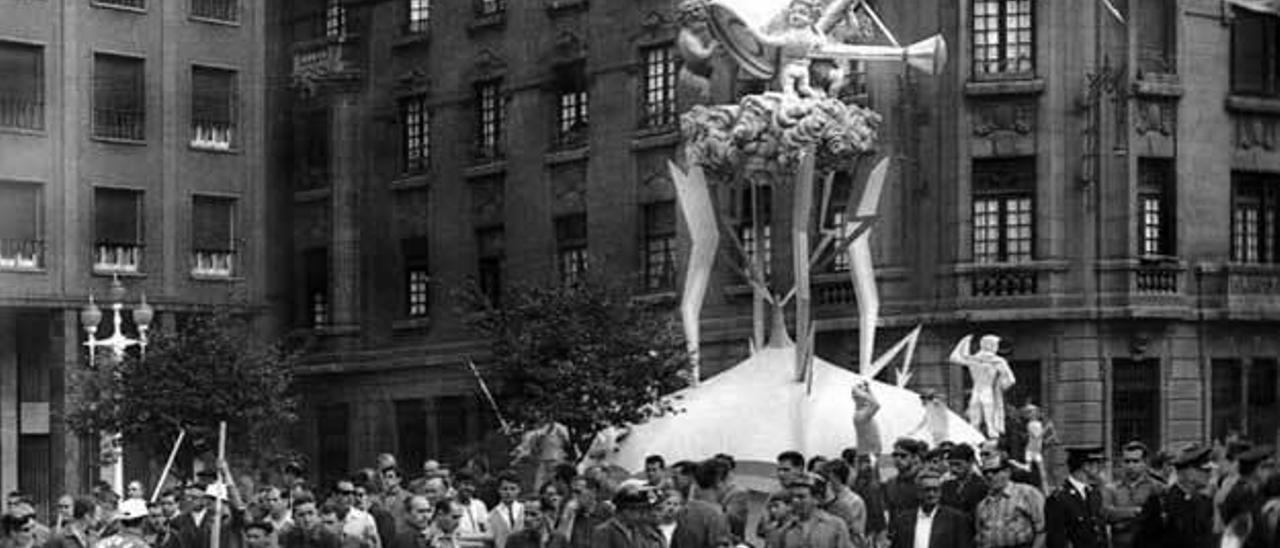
<box><xmin>948</xmin><ymin>334</ymin><xmax>1016</xmax><ymax>439</ymax></box>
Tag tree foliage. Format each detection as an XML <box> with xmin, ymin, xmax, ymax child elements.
<box><xmin>458</xmin><ymin>277</ymin><xmax>690</xmax><ymax>456</ymax></box>
<box><xmin>67</xmin><ymin>312</ymin><xmax>302</xmax><ymax>466</ymax></box>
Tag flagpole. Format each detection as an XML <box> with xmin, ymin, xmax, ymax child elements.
<box><xmin>463</xmin><ymin>357</ymin><xmax>513</xmax><ymax>434</ymax></box>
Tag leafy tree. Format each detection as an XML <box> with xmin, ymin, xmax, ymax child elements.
<box><xmin>68</xmin><ymin>312</ymin><xmax>303</xmax><ymax>470</ymax></box>
<box><xmin>458</xmin><ymin>277</ymin><xmax>690</xmax><ymax>457</ymax></box>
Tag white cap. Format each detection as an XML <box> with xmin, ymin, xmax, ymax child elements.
<box><xmin>117</xmin><ymin>499</ymin><xmax>149</xmax><ymax>520</ymax></box>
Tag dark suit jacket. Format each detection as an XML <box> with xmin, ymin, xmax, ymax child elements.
<box><xmin>592</xmin><ymin>519</ymin><xmax>665</xmax><ymax>548</ymax></box>
<box><xmin>1045</xmin><ymin>482</ymin><xmax>1108</xmax><ymax>548</ymax></box>
<box><xmin>166</xmin><ymin>511</ymin><xmax>212</xmax><ymax>548</ymax></box>
<box><xmin>670</xmin><ymin>499</ymin><xmax>731</xmax><ymax>548</ymax></box>
<box><xmin>889</xmin><ymin>506</ymin><xmax>973</xmax><ymax>548</ymax></box>
<box><xmin>505</xmin><ymin>528</ymin><xmax>569</xmax><ymax>548</ymax></box>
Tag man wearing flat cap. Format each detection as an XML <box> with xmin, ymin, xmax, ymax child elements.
<box><xmin>1045</xmin><ymin>446</ymin><xmax>1108</xmax><ymax>548</ymax></box>
<box><xmin>767</xmin><ymin>474</ymin><xmax>854</xmax><ymax>548</ymax></box>
<box><xmin>1135</xmin><ymin>443</ymin><xmax>1215</xmax><ymax>548</ymax></box>
<box><xmin>594</xmin><ymin>482</ymin><xmax>665</xmax><ymax>548</ymax></box>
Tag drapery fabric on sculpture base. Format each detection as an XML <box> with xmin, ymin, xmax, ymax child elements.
<box><xmin>605</xmin><ymin>345</ymin><xmax>984</xmax><ymax>492</ymax></box>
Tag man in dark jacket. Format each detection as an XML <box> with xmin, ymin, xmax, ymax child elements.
<box><xmin>889</xmin><ymin>471</ymin><xmax>973</xmax><ymax>548</ymax></box>
<box><xmin>940</xmin><ymin>444</ymin><xmax>987</xmax><ymax>521</ymax></box>
<box><xmin>507</xmin><ymin>498</ymin><xmax>568</xmax><ymax>548</ymax></box>
<box><xmin>44</xmin><ymin>497</ymin><xmax>99</xmax><ymax>548</ymax></box>
<box><xmin>279</xmin><ymin>495</ymin><xmax>342</xmax><ymax>548</ymax></box>
<box><xmin>388</xmin><ymin>495</ymin><xmax>433</xmax><ymax>548</ymax></box>
<box><xmin>593</xmin><ymin>482</ymin><xmax>664</xmax><ymax>548</ymax></box>
<box><xmin>1045</xmin><ymin>446</ymin><xmax>1109</xmax><ymax>548</ymax></box>
<box><xmin>1136</xmin><ymin>443</ymin><xmax>1215</xmax><ymax>548</ymax></box>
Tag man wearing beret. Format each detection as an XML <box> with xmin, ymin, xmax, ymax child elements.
<box><xmin>1135</xmin><ymin>443</ymin><xmax>1215</xmax><ymax>548</ymax></box>
<box><xmin>1045</xmin><ymin>446</ymin><xmax>1108</xmax><ymax>548</ymax></box>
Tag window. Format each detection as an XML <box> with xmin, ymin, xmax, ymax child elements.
<box><xmin>1231</xmin><ymin>9</ymin><xmax>1280</xmax><ymax>96</ymax></box>
<box><xmin>1007</xmin><ymin>360</ymin><xmax>1043</xmax><ymax>409</ymax></box>
<box><xmin>1138</xmin><ymin>159</ymin><xmax>1175</xmax><ymax>257</ymax></box>
<box><xmin>97</xmin><ymin>0</ymin><xmax>145</xmax><ymax>9</ymax></box>
<box><xmin>640</xmin><ymin>45</ymin><xmax>677</xmax><ymax>128</ymax></box>
<box><xmin>643</xmin><ymin>202</ymin><xmax>677</xmax><ymax>292</ymax></box>
<box><xmin>1232</xmin><ymin>173</ymin><xmax>1280</xmax><ymax>264</ymax></box>
<box><xmin>0</xmin><ymin>182</ymin><xmax>42</xmax><ymax>270</ymax></box>
<box><xmin>326</xmin><ymin>0</ymin><xmax>346</xmax><ymax>38</ymax></box>
<box><xmin>1112</xmin><ymin>358</ymin><xmax>1161</xmax><ymax>452</ymax></box>
<box><xmin>972</xmin><ymin>158</ymin><xmax>1035</xmax><ymax>263</ymax></box>
<box><xmin>556</xmin><ymin>214</ymin><xmax>588</xmax><ymax>285</ymax></box>
<box><xmin>393</xmin><ymin>399</ymin><xmax>428</xmax><ymax>479</ymax></box>
<box><xmin>303</xmin><ymin>247</ymin><xmax>329</xmax><ymax>327</ymax></box>
<box><xmin>972</xmin><ymin>0</ymin><xmax>1034</xmax><ymax>78</ymax></box>
<box><xmin>737</xmin><ymin>186</ymin><xmax>773</xmax><ymax>278</ymax></box>
<box><xmin>434</xmin><ymin>395</ymin><xmax>471</xmax><ymax>458</ymax></box>
<box><xmin>93</xmin><ymin>54</ymin><xmax>145</xmax><ymax>141</ymax></box>
<box><xmin>1136</xmin><ymin>0</ymin><xmax>1175</xmax><ymax>75</ymax></box>
<box><xmin>191</xmin><ymin>196</ymin><xmax>235</xmax><ymax>277</ymax></box>
<box><xmin>407</xmin><ymin>0</ymin><xmax>429</xmax><ymax>33</ymax></box>
<box><xmin>475</xmin><ymin>0</ymin><xmax>504</xmax><ymax>17</ymax></box>
<box><xmin>191</xmin><ymin>66</ymin><xmax>236</xmax><ymax>151</ymax></box>
<box><xmin>295</xmin><ymin>109</ymin><xmax>330</xmax><ymax>190</ymax></box>
<box><xmin>555</xmin><ymin>61</ymin><xmax>589</xmax><ymax>147</ymax></box>
<box><xmin>403</xmin><ymin>237</ymin><xmax>430</xmax><ymax>317</ymax></box>
<box><xmin>401</xmin><ymin>95</ymin><xmax>429</xmax><ymax>173</ymax></box>
<box><xmin>1212</xmin><ymin>358</ymin><xmax>1279</xmax><ymax>446</ymax></box>
<box><xmin>0</xmin><ymin>42</ymin><xmax>44</xmax><ymax>130</ymax></box>
<box><xmin>475</xmin><ymin>80</ymin><xmax>503</xmax><ymax>160</ymax></box>
<box><xmin>825</xmin><ymin>172</ymin><xmax>854</xmax><ymax>272</ymax></box>
<box><xmin>93</xmin><ymin>188</ymin><xmax>143</xmax><ymax>274</ymax></box>
<box><xmin>191</xmin><ymin>0</ymin><xmax>237</xmax><ymax>22</ymax></box>
<box><xmin>476</xmin><ymin>226</ymin><xmax>504</xmax><ymax>306</ymax></box>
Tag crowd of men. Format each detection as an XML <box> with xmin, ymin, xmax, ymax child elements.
<box><xmin>1</xmin><ymin>436</ymin><xmax>1279</xmax><ymax>548</ymax></box>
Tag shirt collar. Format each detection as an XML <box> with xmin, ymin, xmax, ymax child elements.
<box><xmin>1067</xmin><ymin>476</ymin><xmax>1090</xmax><ymax>496</ymax></box>
<box><xmin>918</xmin><ymin>506</ymin><xmax>937</xmax><ymax>520</ymax></box>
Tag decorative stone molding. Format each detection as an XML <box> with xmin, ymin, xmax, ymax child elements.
<box><xmin>1236</xmin><ymin>115</ymin><xmax>1278</xmax><ymax>151</ymax></box>
<box><xmin>1134</xmin><ymin>100</ymin><xmax>1175</xmax><ymax>137</ymax></box>
<box><xmin>969</xmin><ymin>100</ymin><xmax>1036</xmax><ymax>158</ymax></box>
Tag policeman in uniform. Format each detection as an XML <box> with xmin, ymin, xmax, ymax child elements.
<box><xmin>1135</xmin><ymin>443</ymin><xmax>1216</xmax><ymax>548</ymax></box>
<box><xmin>1045</xmin><ymin>446</ymin><xmax>1109</xmax><ymax>548</ymax></box>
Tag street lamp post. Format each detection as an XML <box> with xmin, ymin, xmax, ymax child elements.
<box><xmin>79</xmin><ymin>274</ymin><xmax>154</xmax><ymax>496</ymax></box>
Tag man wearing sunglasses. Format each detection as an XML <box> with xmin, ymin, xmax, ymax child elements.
<box><xmin>334</xmin><ymin>480</ymin><xmax>382</xmax><ymax>548</ymax></box>
<box><xmin>1102</xmin><ymin>442</ymin><xmax>1163</xmax><ymax>548</ymax></box>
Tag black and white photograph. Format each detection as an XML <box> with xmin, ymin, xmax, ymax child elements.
<box><xmin>0</xmin><ymin>0</ymin><xmax>1278</xmax><ymax>547</ymax></box>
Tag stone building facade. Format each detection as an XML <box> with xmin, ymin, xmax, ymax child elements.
<box><xmin>0</xmin><ymin>0</ymin><xmax>269</xmax><ymax>518</ymax></box>
<box><xmin>271</xmin><ymin>0</ymin><xmax>1280</xmax><ymax>482</ymax></box>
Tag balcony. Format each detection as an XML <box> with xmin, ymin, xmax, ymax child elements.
<box><xmin>191</xmin><ymin>121</ymin><xmax>234</xmax><ymax>151</ymax></box>
<box><xmin>94</xmin><ymin>244</ymin><xmax>142</xmax><ymax>274</ymax></box>
<box><xmin>949</xmin><ymin>261</ymin><xmax>1068</xmax><ymax>318</ymax></box>
<box><xmin>192</xmin><ymin>250</ymin><xmax>234</xmax><ymax>278</ymax></box>
<box><xmin>191</xmin><ymin>0</ymin><xmax>237</xmax><ymax>22</ymax></box>
<box><xmin>0</xmin><ymin>96</ymin><xmax>44</xmax><ymax>131</ymax></box>
<box><xmin>0</xmin><ymin>239</ymin><xmax>43</xmax><ymax>271</ymax></box>
<box><xmin>1223</xmin><ymin>263</ymin><xmax>1280</xmax><ymax>313</ymax></box>
<box><xmin>1095</xmin><ymin>258</ymin><xmax>1188</xmax><ymax>314</ymax></box>
<box><xmin>92</xmin><ymin>108</ymin><xmax>145</xmax><ymax>141</ymax></box>
<box><xmin>291</xmin><ymin>32</ymin><xmax>362</xmax><ymax>89</ymax></box>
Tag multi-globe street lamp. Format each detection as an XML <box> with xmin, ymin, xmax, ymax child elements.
<box><xmin>79</xmin><ymin>274</ymin><xmax>154</xmax><ymax>496</ymax></box>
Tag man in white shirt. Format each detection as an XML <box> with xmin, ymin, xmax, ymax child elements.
<box><xmin>487</xmin><ymin>472</ymin><xmax>525</xmax><ymax>548</ymax></box>
<box><xmin>335</xmin><ymin>480</ymin><xmax>382</xmax><ymax>548</ymax></box>
<box><xmin>454</xmin><ymin>472</ymin><xmax>491</xmax><ymax>545</ymax></box>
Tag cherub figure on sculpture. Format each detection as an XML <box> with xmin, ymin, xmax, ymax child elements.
<box><xmin>948</xmin><ymin>334</ymin><xmax>1016</xmax><ymax>439</ymax></box>
<box><xmin>759</xmin><ymin>0</ymin><xmax>831</xmax><ymax>98</ymax></box>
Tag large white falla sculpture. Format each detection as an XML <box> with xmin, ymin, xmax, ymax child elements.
<box><xmin>603</xmin><ymin>0</ymin><xmax>964</xmax><ymax>479</ymax></box>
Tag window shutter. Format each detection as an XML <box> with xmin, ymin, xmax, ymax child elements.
<box><xmin>193</xmin><ymin>196</ymin><xmax>233</xmax><ymax>251</ymax></box>
<box><xmin>192</xmin><ymin>68</ymin><xmax>233</xmax><ymax>123</ymax></box>
<box><xmin>95</xmin><ymin>55</ymin><xmax>143</xmax><ymax>112</ymax></box>
<box><xmin>0</xmin><ymin>183</ymin><xmax>39</xmax><ymax>241</ymax></box>
<box><xmin>0</xmin><ymin>43</ymin><xmax>41</xmax><ymax>100</ymax></box>
<box><xmin>94</xmin><ymin>189</ymin><xmax>140</xmax><ymax>245</ymax></box>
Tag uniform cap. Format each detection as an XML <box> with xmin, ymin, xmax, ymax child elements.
<box><xmin>1172</xmin><ymin>443</ymin><xmax>1214</xmax><ymax>470</ymax></box>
